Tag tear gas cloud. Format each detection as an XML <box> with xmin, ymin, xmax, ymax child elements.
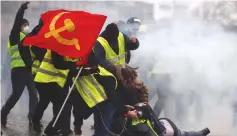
<box><xmin>1</xmin><ymin>1</ymin><xmax>237</xmax><ymax>135</ymax></box>
<box><xmin>130</xmin><ymin>3</ymin><xmax>237</xmax><ymax>135</ymax></box>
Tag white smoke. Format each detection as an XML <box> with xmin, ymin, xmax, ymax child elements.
<box><xmin>130</xmin><ymin>3</ymin><xmax>237</xmax><ymax>135</ymax></box>
<box><xmin>2</xmin><ymin>1</ymin><xmax>237</xmax><ymax>135</ymax></box>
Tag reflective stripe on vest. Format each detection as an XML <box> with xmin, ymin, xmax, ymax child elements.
<box><xmin>32</xmin><ymin>60</ymin><xmax>41</xmax><ymax>75</ymax></box>
<box><xmin>74</xmin><ymin>66</ymin><xmax>117</xmax><ymax>108</ymax></box>
<box><xmin>34</xmin><ymin>50</ymin><xmax>69</xmax><ymax>88</ymax></box>
<box><xmin>97</xmin><ymin>32</ymin><xmax>126</xmax><ymax>67</ymax></box>
<box><xmin>7</xmin><ymin>32</ymin><xmax>26</xmax><ymax>69</ymax></box>
<box><xmin>132</xmin><ymin>119</ymin><xmax>159</xmax><ymax>136</ymax></box>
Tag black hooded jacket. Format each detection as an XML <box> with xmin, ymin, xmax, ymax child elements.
<box><xmin>93</xmin><ymin>30</ymin><xmax>139</xmax><ymax>75</ymax></box>
<box><xmin>10</xmin><ymin>6</ymin><xmax>32</xmax><ymax>70</ymax></box>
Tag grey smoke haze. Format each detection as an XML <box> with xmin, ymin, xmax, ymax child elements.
<box><xmin>1</xmin><ymin>1</ymin><xmax>237</xmax><ymax>135</ymax></box>
<box><xmin>130</xmin><ymin>4</ymin><xmax>237</xmax><ymax>136</ymax></box>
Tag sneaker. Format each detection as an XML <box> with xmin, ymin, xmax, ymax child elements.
<box><xmin>199</xmin><ymin>128</ymin><xmax>210</xmax><ymax>136</ymax></box>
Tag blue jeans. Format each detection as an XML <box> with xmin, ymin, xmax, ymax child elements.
<box><xmin>93</xmin><ymin>101</ymin><xmax>115</xmax><ymax>136</ymax></box>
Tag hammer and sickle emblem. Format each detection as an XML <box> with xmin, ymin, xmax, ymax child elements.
<box><xmin>44</xmin><ymin>12</ymin><xmax>80</xmax><ymax>50</ymax></box>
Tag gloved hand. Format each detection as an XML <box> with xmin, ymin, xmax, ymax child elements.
<box><xmin>20</xmin><ymin>2</ymin><xmax>30</xmax><ymax>10</ymax></box>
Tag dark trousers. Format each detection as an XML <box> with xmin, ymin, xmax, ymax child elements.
<box><xmin>32</xmin><ymin>83</ymin><xmax>57</xmax><ymax>123</ymax></box>
<box><xmin>43</xmin><ymin>83</ymin><xmax>73</xmax><ymax>135</ymax></box>
<box><xmin>71</xmin><ymin>89</ymin><xmax>92</xmax><ymax>134</ymax></box>
<box><xmin>1</xmin><ymin>68</ymin><xmax>38</xmax><ymax>119</ymax></box>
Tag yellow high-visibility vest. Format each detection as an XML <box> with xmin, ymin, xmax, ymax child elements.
<box><xmin>7</xmin><ymin>32</ymin><xmax>26</xmax><ymax>69</ymax></box>
<box><xmin>132</xmin><ymin>119</ymin><xmax>159</xmax><ymax>136</ymax></box>
<box><xmin>74</xmin><ymin>66</ymin><xmax>117</xmax><ymax>108</ymax></box>
<box><xmin>97</xmin><ymin>32</ymin><xmax>126</xmax><ymax>67</ymax></box>
<box><xmin>34</xmin><ymin>50</ymin><xmax>70</xmax><ymax>88</ymax></box>
<box><xmin>32</xmin><ymin>60</ymin><xmax>41</xmax><ymax>75</ymax></box>
<box><xmin>30</xmin><ymin>46</ymin><xmax>40</xmax><ymax>75</ymax></box>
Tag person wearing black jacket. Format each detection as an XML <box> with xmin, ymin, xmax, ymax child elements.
<box><xmin>37</xmin><ymin>50</ymin><xmax>77</xmax><ymax>136</ymax></box>
<box><xmin>94</xmin><ymin>23</ymin><xmax>139</xmax><ymax>75</ymax></box>
<box><xmin>93</xmin><ymin>23</ymin><xmax>139</xmax><ymax>136</ymax></box>
<box><xmin>25</xmin><ymin>18</ymin><xmax>81</xmax><ymax>135</ymax></box>
<box><xmin>41</xmin><ymin>50</ymin><xmax>100</xmax><ymax>136</ymax></box>
<box><xmin>25</xmin><ymin>18</ymin><xmax>51</xmax><ymax>133</ymax></box>
<box><xmin>41</xmin><ymin>50</ymin><xmax>138</xmax><ymax>136</ymax></box>
<box><xmin>30</xmin><ymin>45</ymin><xmax>48</xmax><ymax>132</ymax></box>
<box><xmin>70</xmin><ymin>51</ymin><xmax>138</xmax><ymax>136</ymax></box>
<box><xmin>111</xmin><ymin>66</ymin><xmax>210</xmax><ymax>136</ymax></box>
<box><xmin>1</xmin><ymin>2</ymin><xmax>38</xmax><ymax>126</ymax></box>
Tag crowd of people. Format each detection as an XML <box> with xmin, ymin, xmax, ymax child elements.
<box><xmin>1</xmin><ymin>2</ymin><xmax>211</xmax><ymax>136</ymax></box>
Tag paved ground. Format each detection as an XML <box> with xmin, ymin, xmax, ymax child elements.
<box><xmin>1</xmin><ymin>113</ymin><xmax>94</xmax><ymax>136</ymax></box>
<box><xmin>1</xmin><ymin>90</ymin><xmax>237</xmax><ymax>136</ymax></box>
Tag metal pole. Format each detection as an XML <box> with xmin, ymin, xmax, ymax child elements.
<box><xmin>52</xmin><ymin>67</ymin><xmax>83</xmax><ymax>127</ymax></box>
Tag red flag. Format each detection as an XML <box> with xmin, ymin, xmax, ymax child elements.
<box><xmin>23</xmin><ymin>9</ymin><xmax>106</xmax><ymax>63</ymax></box>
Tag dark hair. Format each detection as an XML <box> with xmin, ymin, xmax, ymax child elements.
<box><xmin>121</xmin><ymin>65</ymin><xmax>142</xmax><ymax>90</ymax></box>
<box><xmin>21</xmin><ymin>18</ymin><xmax>29</xmax><ymax>26</ymax></box>
<box><xmin>121</xmin><ymin>65</ymin><xmax>138</xmax><ymax>83</ymax></box>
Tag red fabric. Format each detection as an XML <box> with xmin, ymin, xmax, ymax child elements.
<box><xmin>23</xmin><ymin>9</ymin><xmax>106</xmax><ymax>65</ymax></box>
<box><xmin>76</xmin><ymin>57</ymin><xmax>88</xmax><ymax>66</ymax></box>
<box><xmin>124</xmin><ymin>113</ymin><xmax>128</xmax><ymax>118</ymax></box>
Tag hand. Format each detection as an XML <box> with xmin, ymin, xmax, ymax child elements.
<box><xmin>21</xmin><ymin>2</ymin><xmax>30</xmax><ymax>10</ymax></box>
<box><xmin>127</xmin><ymin>110</ymin><xmax>138</xmax><ymax>120</ymax></box>
<box><xmin>130</xmin><ymin>37</ymin><xmax>137</xmax><ymax>43</ymax></box>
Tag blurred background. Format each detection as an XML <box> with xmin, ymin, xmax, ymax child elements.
<box><xmin>2</xmin><ymin>0</ymin><xmax>237</xmax><ymax>135</ymax></box>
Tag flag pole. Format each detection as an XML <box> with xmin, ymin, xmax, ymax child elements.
<box><xmin>52</xmin><ymin>66</ymin><xmax>83</xmax><ymax>127</ymax></box>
